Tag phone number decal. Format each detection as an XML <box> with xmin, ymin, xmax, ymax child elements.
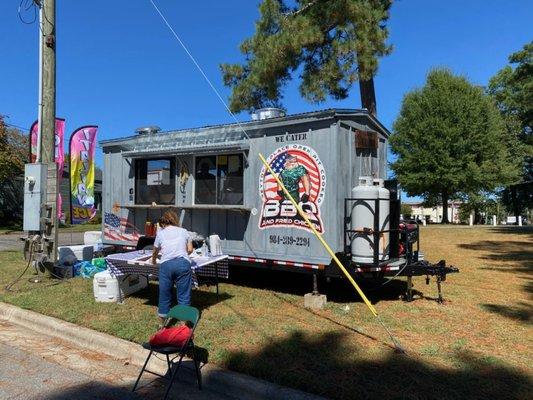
<box><xmin>269</xmin><ymin>235</ymin><xmax>310</xmax><ymax>247</ymax></box>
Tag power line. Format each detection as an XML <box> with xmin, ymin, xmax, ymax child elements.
<box><xmin>17</xmin><ymin>0</ymin><xmax>37</xmax><ymax>25</ymax></box>
<box><xmin>283</xmin><ymin>0</ymin><xmax>322</xmax><ymax>17</ymax></box>
<box><xmin>5</xmin><ymin>122</ymin><xmax>31</xmax><ymax>132</ymax></box>
<box><xmin>148</xmin><ymin>0</ymin><xmax>250</xmax><ymax>141</ymax></box>
<box><xmin>1</xmin><ymin>116</ymin><xmax>31</xmax><ymax>132</ymax></box>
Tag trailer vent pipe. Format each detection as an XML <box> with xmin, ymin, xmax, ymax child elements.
<box><xmin>135</xmin><ymin>126</ymin><xmax>161</xmax><ymax>135</ymax></box>
<box><xmin>251</xmin><ymin>108</ymin><xmax>286</xmax><ymax>120</ymax></box>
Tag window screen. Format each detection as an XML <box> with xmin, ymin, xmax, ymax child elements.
<box><xmin>195</xmin><ymin>154</ymin><xmax>243</xmax><ymax>205</ymax></box>
<box><xmin>218</xmin><ymin>154</ymin><xmax>244</xmax><ymax>205</ymax></box>
<box><xmin>195</xmin><ymin>156</ymin><xmax>217</xmax><ymax>204</ymax></box>
<box><xmin>135</xmin><ymin>158</ymin><xmax>175</xmax><ymax>205</ymax></box>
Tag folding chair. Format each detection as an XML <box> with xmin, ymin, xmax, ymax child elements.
<box><xmin>132</xmin><ymin>305</ymin><xmax>202</xmax><ymax>399</ymax></box>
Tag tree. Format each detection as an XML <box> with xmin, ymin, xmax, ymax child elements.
<box><xmin>0</xmin><ymin>116</ymin><xmax>28</xmax><ymax>223</ymax></box>
<box><xmin>390</xmin><ymin>69</ymin><xmax>521</xmax><ymax>223</ymax></box>
<box><xmin>220</xmin><ymin>0</ymin><xmax>392</xmax><ymax>113</ymax></box>
<box><xmin>488</xmin><ymin>41</ymin><xmax>532</xmax><ymax>216</ymax></box>
<box><xmin>458</xmin><ymin>192</ymin><xmax>504</xmax><ymax>225</ymax></box>
<box><xmin>488</xmin><ymin>42</ymin><xmax>532</xmax><ymax>141</ymax></box>
<box><xmin>400</xmin><ymin>203</ymin><xmax>412</xmax><ymax>218</ymax></box>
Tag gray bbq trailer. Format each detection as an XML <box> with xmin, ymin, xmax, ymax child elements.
<box><xmin>100</xmin><ymin>108</ymin><xmax>457</xmax><ymax>301</ymax></box>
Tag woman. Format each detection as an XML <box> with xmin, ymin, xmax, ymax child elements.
<box><xmin>151</xmin><ymin>210</ymin><xmax>194</xmax><ymax>323</ymax></box>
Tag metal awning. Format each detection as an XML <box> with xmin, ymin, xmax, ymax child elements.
<box><xmin>120</xmin><ymin>204</ymin><xmax>251</xmax><ymax>212</ymax></box>
<box><xmin>119</xmin><ymin>127</ymin><xmax>250</xmax><ymax>158</ymax></box>
<box><xmin>121</xmin><ymin>140</ymin><xmax>249</xmax><ymax>158</ymax></box>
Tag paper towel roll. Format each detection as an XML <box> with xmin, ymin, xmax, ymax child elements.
<box><xmin>208</xmin><ymin>234</ymin><xmax>222</xmax><ymax>256</ymax></box>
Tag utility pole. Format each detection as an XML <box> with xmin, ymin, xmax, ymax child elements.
<box><xmin>40</xmin><ymin>0</ymin><xmax>55</xmax><ymax>163</ymax></box>
<box><xmin>21</xmin><ymin>0</ymin><xmax>58</xmax><ymax>280</ymax></box>
<box><xmin>40</xmin><ymin>0</ymin><xmax>58</xmax><ymax>265</ymax></box>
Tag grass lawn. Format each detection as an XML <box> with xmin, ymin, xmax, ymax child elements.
<box><xmin>0</xmin><ymin>226</ymin><xmax>531</xmax><ymax>399</ymax></box>
<box><xmin>0</xmin><ymin>223</ymin><xmax>100</xmax><ymax>234</ymax></box>
<box><xmin>0</xmin><ymin>224</ymin><xmax>22</xmax><ymax>234</ymax></box>
<box><xmin>56</xmin><ymin>223</ymin><xmax>102</xmax><ymax>233</ymax></box>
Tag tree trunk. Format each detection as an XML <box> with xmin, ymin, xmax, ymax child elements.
<box><xmin>359</xmin><ymin>78</ymin><xmax>377</xmax><ymax>117</ymax></box>
<box><xmin>441</xmin><ymin>191</ymin><xmax>449</xmax><ymax>224</ymax></box>
<box><xmin>511</xmin><ymin>185</ymin><xmax>519</xmax><ymax>225</ymax></box>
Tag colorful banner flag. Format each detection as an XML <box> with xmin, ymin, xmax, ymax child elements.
<box><xmin>29</xmin><ymin>118</ymin><xmax>66</xmax><ymax>220</ymax></box>
<box><xmin>29</xmin><ymin>120</ymin><xmax>38</xmax><ymax>163</ymax></box>
<box><xmin>69</xmin><ymin>126</ymin><xmax>98</xmax><ymax>224</ymax></box>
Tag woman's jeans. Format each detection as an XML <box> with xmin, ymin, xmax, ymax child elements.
<box><xmin>158</xmin><ymin>257</ymin><xmax>192</xmax><ymax>317</ymax></box>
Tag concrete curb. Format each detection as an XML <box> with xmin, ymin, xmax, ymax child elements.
<box><xmin>0</xmin><ymin>302</ymin><xmax>327</xmax><ymax>400</ymax></box>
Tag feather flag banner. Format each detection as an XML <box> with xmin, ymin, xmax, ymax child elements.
<box><xmin>69</xmin><ymin>126</ymin><xmax>98</xmax><ymax>224</ymax></box>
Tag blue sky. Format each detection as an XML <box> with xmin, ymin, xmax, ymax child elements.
<box><xmin>1</xmin><ymin>0</ymin><xmax>532</xmax><ymax>174</ymax></box>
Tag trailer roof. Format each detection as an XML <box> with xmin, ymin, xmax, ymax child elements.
<box><xmin>100</xmin><ymin>108</ymin><xmax>390</xmax><ymax>156</ymax></box>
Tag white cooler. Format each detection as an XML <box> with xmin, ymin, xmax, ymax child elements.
<box><xmin>58</xmin><ymin>244</ymin><xmax>94</xmax><ymax>264</ymax></box>
<box><xmin>93</xmin><ymin>270</ymin><xmax>148</xmax><ymax>303</ymax></box>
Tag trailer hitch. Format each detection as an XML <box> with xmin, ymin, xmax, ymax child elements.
<box><xmin>404</xmin><ymin>260</ymin><xmax>459</xmax><ymax>303</ymax></box>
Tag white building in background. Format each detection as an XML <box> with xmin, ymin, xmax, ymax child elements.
<box><xmin>405</xmin><ymin>201</ymin><xmax>463</xmax><ymax>224</ymax></box>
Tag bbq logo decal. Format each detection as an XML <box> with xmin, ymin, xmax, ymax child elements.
<box><xmin>259</xmin><ymin>144</ymin><xmax>326</xmax><ymax>233</ymax></box>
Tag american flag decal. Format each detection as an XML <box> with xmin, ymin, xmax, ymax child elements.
<box><xmin>104</xmin><ymin>212</ymin><xmax>141</xmax><ymax>243</ymax></box>
<box><xmin>258</xmin><ymin>144</ymin><xmax>326</xmax><ymax>233</ymax></box>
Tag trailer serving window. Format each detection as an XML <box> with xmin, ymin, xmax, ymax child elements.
<box><xmin>195</xmin><ymin>154</ymin><xmax>243</xmax><ymax>205</ymax></box>
<box><xmin>135</xmin><ymin>158</ymin><xmax>176</xmax><ymax>205</ymax></box>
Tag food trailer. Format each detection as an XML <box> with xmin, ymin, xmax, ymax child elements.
<box><xmin>100</xmin><ymin>108</ymin><xmax>457</xmax><ymax>298</ymax></box>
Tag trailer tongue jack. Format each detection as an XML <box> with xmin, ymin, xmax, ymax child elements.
<box><xmin>403</xmin><ymin>260</ymin><xmax>459</xmax><ymax>303</ymax></box>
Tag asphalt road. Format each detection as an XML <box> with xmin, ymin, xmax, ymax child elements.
<box><xmin>0</xmin><ymin>320</ymin><xmax>234</xmax><ymax>400</ymax></box>
<box><xmin>0</xmin><ymin>232</ymin><xmax>85</xmax><ymax>251</ymax></box>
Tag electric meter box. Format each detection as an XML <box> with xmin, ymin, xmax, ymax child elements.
<box><xmin>23</xmin><ymin>163</ymin><xmax>48</xmax><ymax>231</ymax></box>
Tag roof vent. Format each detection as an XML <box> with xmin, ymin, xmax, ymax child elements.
<box><xmin>135</xmin><ymin>126</ymin><xmax>161</xmax><ymax>135</ymax></box>
<box><xmin>251</xmin><ymin>107</ymin><xmax>286</xmax><ymax>121</ymax></box>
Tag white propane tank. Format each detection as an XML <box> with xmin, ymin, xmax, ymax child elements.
<box><xmin>350</xmin><ymin>177</ymin><xmax>390</xmax><ymax>263</ymax></box>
